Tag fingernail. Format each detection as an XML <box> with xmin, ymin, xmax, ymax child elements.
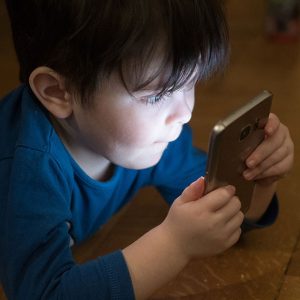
<box><xmin>243</xmin><ymin>170</ymin><xmax>252</xmax><ymax>180</ymax></box>
<box><xmin>195</xmin><ymin>176</ymin><xmax>204</xmax><ymax>184</ymax></box>
<box><xmin>247</xmin><ymin>160</ymin><xmax>255</xmax><ymax>168</ymax></box>
<box><xmin>191</xmin><ymin>177</ymin><xmax>204</xmax><ymax>187</ymax></box>
<box><xmin>225</xmin><ymin>185</ymin><xmax>235</xmax><ymax>194</ymax></box>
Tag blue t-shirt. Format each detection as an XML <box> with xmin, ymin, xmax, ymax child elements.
<box><xmin>0</xmin><ymin>85</ymin><xmax>278</xmax><ymax>299</ymax></box>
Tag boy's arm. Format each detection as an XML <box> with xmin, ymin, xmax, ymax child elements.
<box><xmin>122</xmin><ymin>224</ymin><xmax>188</xmax><ymax>300</ymax></box>
<box><xmin>123</xmin><ymin>182</ymin><xmax>279</xmax><ymax>300</ymax></box>
<box><xmin>245</xmin><ymin>182</ymin><xmax>277</xmax><ymax>222</ymax></box>
<box><xmin>1</xmin><ymin>152</ymin><xmax>135</xmax><ymax>300</ymax></box>
<box><xmin>123</xmin><ymin>178</ymin><xmax>244</xmax><ymax>299</ymax></box>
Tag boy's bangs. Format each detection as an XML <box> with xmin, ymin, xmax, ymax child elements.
<box><xmin>119</xmin><ymin>0</ymin><xmax>229</xmax><ymax>97</ymax></box>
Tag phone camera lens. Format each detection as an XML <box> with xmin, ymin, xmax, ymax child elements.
<box><xmin>240</xmin><ymin>124</ymin><xmax>252</xmax><ymax>141</ymax></box>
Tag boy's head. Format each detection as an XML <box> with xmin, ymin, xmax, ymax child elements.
<box><xmin>5</xmin><ymin>0</ymin><xmax>229</xmax><ymax>107</ymax></box>
<box><xmin>5</xmin><ymin>1</ymin><xmax>230</xmax><ymax>169</ymax></box>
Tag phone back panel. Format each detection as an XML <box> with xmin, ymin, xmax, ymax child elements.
<box><xmin>205</xmin><ymin>91</ymin><xmax>273</xmax><ymax>213</ymax></box>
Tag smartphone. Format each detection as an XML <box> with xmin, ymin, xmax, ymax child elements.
<box><xmin>204</xmin><ymin>91</ymin><xmax>273</xmax><ymax>213</ymax></box>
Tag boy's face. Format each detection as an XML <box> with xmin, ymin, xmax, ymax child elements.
<box><xmin>69</xmin><ymin>72</ymin><xmax>195</xmax><ymax>170</ymax></box>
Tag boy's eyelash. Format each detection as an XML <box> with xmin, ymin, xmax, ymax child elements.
<box><xmin>141</xmin><ymin>92</ymin><xmax>171</xmax><ymax>106</ymax></box>
<box><xmin>143</xmin><ymin>95</ymin><xmax>163</xmax><ymax>105</ymax></box>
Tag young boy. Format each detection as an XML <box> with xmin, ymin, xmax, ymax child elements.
<box><xmin>0</xmin><ymin>1</ymin><xmax>294</xmax><ymax>299</ymax></box>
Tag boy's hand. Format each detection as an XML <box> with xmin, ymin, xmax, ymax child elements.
<box><xmin>161</xmin><ymin>178</ymin><xmax>244</xmax><ymax>260</ymax></box>
<box><xmin>243</xmin><ymin>113</ymin><xmax>294</xmax><ymax>186</ymax></box>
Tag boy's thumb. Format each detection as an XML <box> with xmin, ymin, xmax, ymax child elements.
<box><xmin>180</xmin><ymin>177</ymin><xmax>205</xmax><ymax>203</ymax></box>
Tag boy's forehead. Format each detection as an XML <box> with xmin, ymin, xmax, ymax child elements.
<box><xmin>124</xmin><ymin>53</ymin><xmax>172</xmax><ymax>91</ymax></box>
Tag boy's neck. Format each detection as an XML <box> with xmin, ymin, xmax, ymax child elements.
<box><xmin>50</xmin><ymin>115</ymin><xmax>114</xmax><ymax>182</ymax></box>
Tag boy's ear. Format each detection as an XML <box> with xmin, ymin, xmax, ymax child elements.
<box><xmin>29</xmin><ymin>67</ymin><xmax>73</xmax><ymax>119</ymax></box>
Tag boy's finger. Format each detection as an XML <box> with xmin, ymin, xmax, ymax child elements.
<box><xmin>251</xmin><ymin>156</ymin><xmax>292</xmax><ymax>180</ymax></box>
<box><xmin>216</xmin><ymin>196</ymin><xmax>242</xmax><ymax>223</ymax></box>
<box><xmin>226</xmin><ymin>228</ymin><xmax>242</xmax><ymax>248</ymax></box>
<box><xmin>180</xmin><ymin>177</ymin><xmax>205</xmax><ymax>203</ymax></box>
<box><xmin>200</xmin><ymin>185</ymin><xmax>236</xmax><ymax>211</ymax></box>
<box><xmin>254</xmin><ymin>176</ymin><xmax>282</xmax><ymax>186</ymax></box>
<box><xmin>244</xmin><ymin>144</ymin><xmax>289</xmax><ymax>180</ymax></box>
<box><xmin>246</xmin><ymin>126</ymin><xmax>285</xmax><ymax>168</ymax></box>
<box><xmin>264</xmin><ymin>113</ymin><xmax>280</xmax><ymax>137</ymax></box>
<box><xmin>224</xmin><ymin>210</ymin><xmax>244</xmax><ymax>235</ymax></box>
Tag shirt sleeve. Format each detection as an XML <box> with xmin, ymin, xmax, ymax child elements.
<box><xmin>1</xmin><ymin>148</ymin><xmax>134</xmax><ymax>300</ymax></box>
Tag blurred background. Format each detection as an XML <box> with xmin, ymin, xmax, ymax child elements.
<box><xmin>0</xmin><ymin>0</ymin><xmax>299</xmax><ymax>299</ymax></box>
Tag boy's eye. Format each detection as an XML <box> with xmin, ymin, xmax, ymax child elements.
<box><xmin>142</xmin><ymin>95</ymin><xmax>163</xmax><ymax>105</ymax></box>
<box><xmin>140</xmin><ymin>92</ymin><xmax>172</xmax><ymax>105</ymax></box>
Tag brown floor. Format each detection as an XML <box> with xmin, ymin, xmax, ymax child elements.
<box><xmin>1</xmin><ymin>0</ymin><xmax>300</xmax><ymax>299</ymax></box>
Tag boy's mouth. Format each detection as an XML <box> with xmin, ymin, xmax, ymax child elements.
<box><xmin>158</xmin><ymin>128</ymin><xmax>182</xmax><ymax>143</ymax></box>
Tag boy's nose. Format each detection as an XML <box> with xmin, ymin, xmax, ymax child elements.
<box><xmin>166</xmin><ymin>92</ymin><xmax>194</xmax><ymax>125</ymax></box>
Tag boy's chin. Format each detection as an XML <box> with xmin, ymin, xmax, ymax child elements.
<box><xmin>123</xmin><ymin>153</ymin><xmax>164</xmax><ymax>170</ymax></box>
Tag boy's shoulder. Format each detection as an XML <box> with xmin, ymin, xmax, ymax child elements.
<box><xmin>0</xmin><ymin>85</ymin><xmax>71</xmax><ymax>168</ymax></box>
<box><xmin>0</xmin><ymin>86</ymin><xmax>23</xmax><ymax>155</ymax></box>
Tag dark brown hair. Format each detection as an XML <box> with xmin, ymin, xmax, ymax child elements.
<box><xmin>5</xmin><ymin>0</ymin><xmax>229</xmax><ymax>106</ymax></box>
